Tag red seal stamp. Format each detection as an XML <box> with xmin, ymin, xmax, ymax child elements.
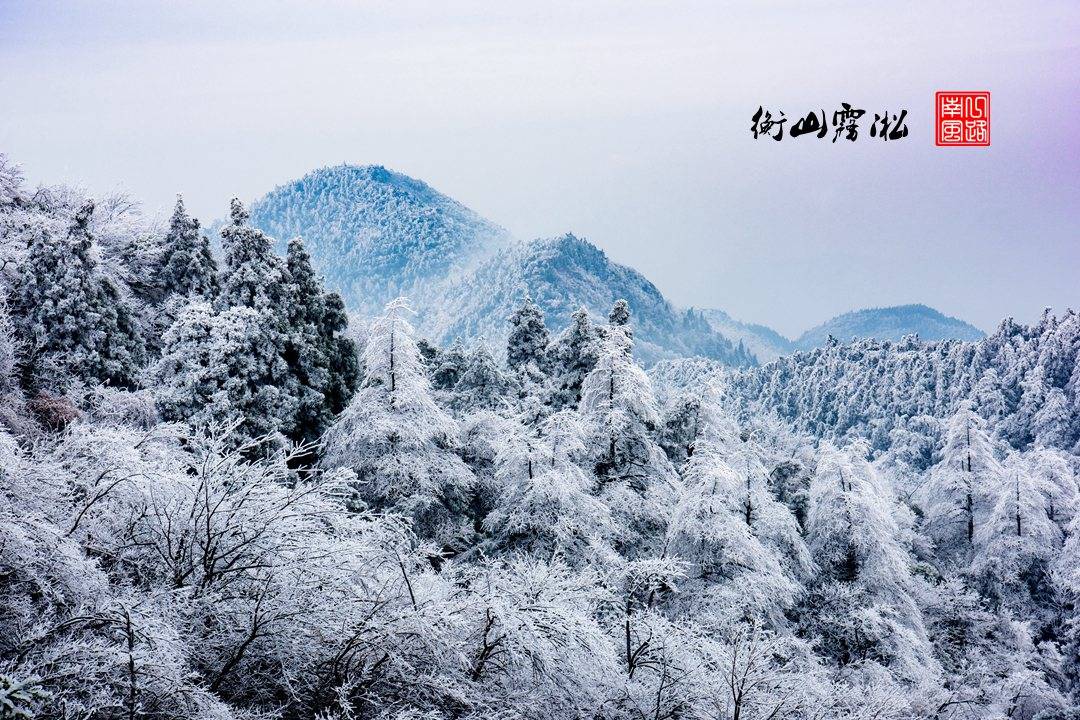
<box><xmin>935</xmin><ymin>91</ymin><xmax>990</xmax><ymax>147</ymax></box>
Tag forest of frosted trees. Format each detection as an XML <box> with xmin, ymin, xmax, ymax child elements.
<box><xmin>1</xmin><ymin>154</ymin><xmax>1080</xmax><ymax>720</ymax></box>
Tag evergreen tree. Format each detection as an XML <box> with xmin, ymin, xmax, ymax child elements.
<box><xmin>150</xmin><ymin>300</ymin><xmax>298</xmax><ymax>444</ymax></box>
<box><xmin>450</xmin><ymin>345</ymin><xmax>510</xmax><ymax>412</ymax></box>
<box><xmin>485</xmin><ymin>410</ymin><xmax>611</xmax><ymax>560</ymax></box>
<box><xmin>157</xmin><ymin>196</ymin><xmax>217</xmax><ymax>301</ymax></box>
<box><xmin>658</xmin><ymin>393</ymin><xmax>705</xmax><ymax>466</ymax></box>
<box><xmin>415</xmin><ymin>337</ymin><xmax>441</xmax><ymax>375</ymax></box>
<box><xmin>972</xmin><ymin>453</ymin><xmax>1062</xmax><ymax>614</ymax></box>
<box><xmin>579</xmin><ymin>324</ymin><xmax>667</xmax><ymax>492</ymax></box>
<box><xmin>323</xmin><ymin>298</ymin><xmax>475</xmax><ymax>543</ymax></box>
<box><xmin>668</xmin><ymin>442</ymin><xmax>809</xmax><ymax>622</ymax></box>
<box><xmin>432</xmin><ymin>339</ymin><xmax>467</xmax><ymax>391</ymax></box>
<box><xmin>320</xmin><ymin>292</ymin><xmax>360</xmax><ymax>418</ymax></box>
<box><xmin>506</xmin><ymin>294</ymin><xmax>550</xmax><ymax>371</ymax></box>
<box><xmin>926</xmin><ymin>402</ymin><xmax>1002</xmax><ymax>564</ymax></box>
<box><xmin>282</xmin><ymin>238</ymin><xmax>358</xmax><ymax>443</ymax></box>
<box><xmin>548</xmin><ymin>307</ymin><xmax>601</xmax><ymax>411</ymax></box>
<box><xmin>218</xmin><ymin>198</ymin><xmax>286</xmax><ymax>311</ymax></box>
<box><xmin>972</xmin><ymin>369</ymin><xmax>1006</xmax><ymax>422</ymax></box>
<box><xmin>801</xmin><ymin>443</ymin><xmax>936</xmax><ymax>682</ymax></box>
<box><xmin>13</xmin><ymin>200</ymin><xmax>144</xmax><ymax>391</ymax></box>
<box><xmin>609</xmin><ymin>299</ymin><xmax>631</xmax><ymax>328</ymax></box>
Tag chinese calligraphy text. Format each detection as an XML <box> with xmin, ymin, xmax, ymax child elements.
<box><xmin>752</xmin><ymin>103</ymin><xmax>910</xmax><ymax>142</ymax></box>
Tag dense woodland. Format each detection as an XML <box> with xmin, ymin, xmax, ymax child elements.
<box><xmin>1</xmin><ymin>155</ymin><xmax>1079</xmax><ymax>720</ymax></box>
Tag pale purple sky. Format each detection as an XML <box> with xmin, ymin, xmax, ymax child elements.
<box><xmin>1</xmin><ymin>1</ymin><xmax>1077</xmax><ymax>337</ymax></box>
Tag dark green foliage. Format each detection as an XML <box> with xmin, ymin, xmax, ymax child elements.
<box><xmin>13</xmin><ymin>201</ymin><xmax>144</xmax><ymax>391</ymax></box>
<box><xmin>547</xmin><ymin>307</ymin><xmax>601</xmax><ymax>411</ymax></box>
<box><xmin>608</xmin><ymin>299</ymin><xmax>630</xmax><ymax>327</ymax></box>
<box><xmin>158</xmin><ymin>196</ymin><xmax>218</xmax><ymax>301</ymax></box>
<box><xmin>433</xmin><ymin>340</ymin><xmax>467</xmax><ymax>391</ymax></box>
<box><xmin>507</xmin><ymin>294</ymin><xmax>550</xmax><ymax>371</ymax></box>
<box><xmin>282</xmin><ymin>238</ymin><xmax>359</xmax><ymax>443</ymax></box>
<box><xmin>219</xmin><ymin>198</ymin><xmax>285</xmax><ymax>311</ymax></box>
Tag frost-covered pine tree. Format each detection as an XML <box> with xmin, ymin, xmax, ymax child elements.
<box><xmin>157</xmin><ymin>196</ymin><xmax>218</xmax><ymax>301</ymax></box>
<box><xmin>971</xmin><ymin>368</ymin><xmax>1006</xmax><ymax>422</ymax></box>
<box><xmin>450</xmin><ymin>345</ymin><xmax>510</xmax><ymax>412</ymax></box>
<box><xmin>485</xmin><ymin>410</ymin><xmax>611</xmax><ymax>559</ymax></box>
<box><xmin>432</xmin><ymin>338</ymin><xmax>467</xmax><ymax>391</ymax></box>
<box><xmin>609</xmin><ymin>298</ymin><xmax>631</xmax><ymax>328</ymax></box>
<box><xmin>925</xmin><ymin>402</ymin><xmax>1002</xmax><ymax>564</ymax></box>
<box><xmin>579</xmin><ymin>319</ymin><xmax>675</xmax><ymax>555</ymax></box>
<box><xmin>667</xmin><ymin>443</ymin><xmax>809</xmax><ymax>622</ymax></box>
<box><xmin>579</xmin><ymin>323</ymin><xmax>668</xmax><ymax>493</ymax></box>
<box><xmin>547</xmin><ymin>306</ymin><xmax>600</xmax><ymax>411</ymax></box>
<box><xmin>1029</xmin><ymin>446</ymin><xmax>1078</xmax><ymax>529</ymax></box>
<box><xmin>972</xmin><ymin>452</ymin><xmax>1062</xmax><ymax>613</ymax></box>
<box><xmin>657</xmin><ymin>391</ymin><xmax>712</xmax><ymax>466</ymax></box>
<box><xmin>319</xmin><ymin>292</ymin><xmax>361</xmax><ymax>421</ymax></box>
<box><xmin>801</xmin><ymin>443</ymin><xmax>937</xmax><ymax>682</ymax></box>
<box><xmin>13</xmin><ymin>200</ymin><xmax>144</xmax><ymax>391</ymax></box>
<box><xmin>506</xmin><ymin>294</ymin><xmax>550</xmax><ymax>372</ymax></box>
<box><xmin>1033</xmin><ymin>387</ymin><xmax>1071</xmax><ymax>449</ymax></box>
<box><xmin>218</xmin><ymin>198</ymin><xmax>286</xmax><ymax>311</ymax></box>
<box><xmin>281</xmin><ymin>238</ymin><xmax>358</xmax><ymax>442</ymax></box>
<box><xmin>150</xmin><ymin>300</ymin><xmax>298</xmax><ymax>443</ymax></box>
<box><xmin>323</xmin><ymin>298</ymin><xmax>475</xmax><ymax>542</ymax></box>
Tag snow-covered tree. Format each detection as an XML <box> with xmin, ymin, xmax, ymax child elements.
<box><xmin>0</xmin><ymin>300</ymin><xmax>22</xmax><ymax>410</ymax></box>
<box><xmin>12</xmin><ymin>200</ymin><xmax>144</xmax><ymax>391</ymax></box>
<box><xmin>925</xmin><ymin>402</ymin><xmax>1003</xmax><ymax>564</ymax></box>
<box><xmin>801</xmin><ymin>443</ymin><xmax>937</xmax><ymax>682</ymax></box>
<box><xmin>450</xmin><ymin>345</ymin><xmax>510</xmax><ymax>413</ymax></box>
<box><xmin>281</xmin><ymin>237</ymin><xmax>359</xmax><ymax>442</ymax></box>
<box><xmin>323</xmin><ymin>298</ymin><xmax>475</xmax><ymax>542</ymax></box>
<box><xmin>547</xmin><ymin>306</ymin><xmax>600</xmax><ymax>411</ymax></box>
<box><xmin>432</xmin><ymin>338</ymin><xmax>467</xmax><ymax>391</ymax></box>
<box><xmin>485</xmin><ymin>410</ymin><xmax>612</xmax><ymax>560</ymax></box>
<box><xmin>580</xmin><ymin>324</ymin><xmax>669</xmax><ymax>492</ymax></box>
<box><xmin>609</xmin><ymin>299</ymin><xmax>631</xmax><ymax>328</ymax></box>
<box><xmin>218</xmin><ymin>198</ymin><xmax>286</xmax><ymax>311</ymax></box>
<box><xmin>452</xmin><ymin>558</ymin><xmax>619</xmax><ymax>717</ymax></box>
<box><xmin>151</xmin><ymin>300</ymin><xmax>299</xmax><ymax>443</ymax></box>
<box><xmin>658</xmin><ymin>392</ymin><xmax>705</xmax><ymax>466</ymax></box>
<box><xmin>667</xmin><ymin>444</ymin><xmax>809</xmax><ymax>622</ymax></box>
<box><xmin>972</xmin><ymin>368</ymin><xmax>1007</xmax><ymax>422</ymax></box>
<box><xmin>157</xmin><ymin>195</ymin><xmax>218</xmax><ymax>301</ymax></box>
<box><xmin>506</xmin><ymin>294</ymin><xmax>550</xmax><ymax>372</ymax></box>
<box><xmin>972</xmin><ymin>452</ymin><xmax>1062</xmax><ymax>613</ymax></box>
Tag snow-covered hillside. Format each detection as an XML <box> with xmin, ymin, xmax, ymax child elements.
<box><xmin>700</xmin><ymin>308</ymin><xmax>795</xmax><ymax>362</ymax></box>
<box><xmin>247</xmin><ymin>166</ymin><xmax>754</xmax><ymax>367</ymax></box>
<box><xmin>248</xmin><ymin>164</ymin><xmax>512</xmax><ymax>316</ymax></box>
<box><xmin>245</xmin><ymin>167</ymin><xmax>987</xmax><ymax>368</ymax></box>
<box><xmin>427</xmin><ymin>233</ymin><xmax>755</xmax><ymax>367</ymax></box>
<box><xmin>794</xmin><ymin>303</ymin><xmax>985</xmax><ymax>350</ymax></box>
<box><xmin>702</xmin><ymin>305</ymin><xmax>987</xmax><ymax>362</ymax></box>
<box><xmin>4</xmin><ymin>155</ymin><xmax>1080</xmax><ymax>720</ymax></box>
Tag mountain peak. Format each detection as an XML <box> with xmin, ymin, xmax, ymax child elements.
<box><xmin>428</xmin><ymin>233</ymin><xmax>754</xmax><ymax>367</ymax></box>
<box><xmin>247</xmin><ymin>164</ymin><xmax>512</xmax><ymax>315</ymax></box>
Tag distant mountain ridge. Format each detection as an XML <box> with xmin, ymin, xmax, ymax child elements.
<box><xmin>700</xmin><ymin>304</ymin><xmax>986</xmax><ymax>361</ymax></box>
<box><xmin>245</xmin><ymin>165</ymin><xmax>752</xmax><ymax>367</ymax></box>
<box><xmin>242</xmin><ymin>164</ymin><xmax>984</xmax><ymax>366</ymax></box>
<box><xmin>793</xmin><ymin>304</ymin><xmax>985</xmax><ymax>350</ymax></box>
<box><xmin>427</xmin><ymin>233</ymin><xmax>755</xmax><ymax>367</ymax></box>
<box><xmin>700</xmin><ymin>309</ymin><xmax>795</xmax><ymax>362</ymax></box>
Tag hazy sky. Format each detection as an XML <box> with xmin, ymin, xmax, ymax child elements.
<box><xmin>1</xmin><ymin>1</ymin><xmax>1077</xmax><ymax>337</ymax></box>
